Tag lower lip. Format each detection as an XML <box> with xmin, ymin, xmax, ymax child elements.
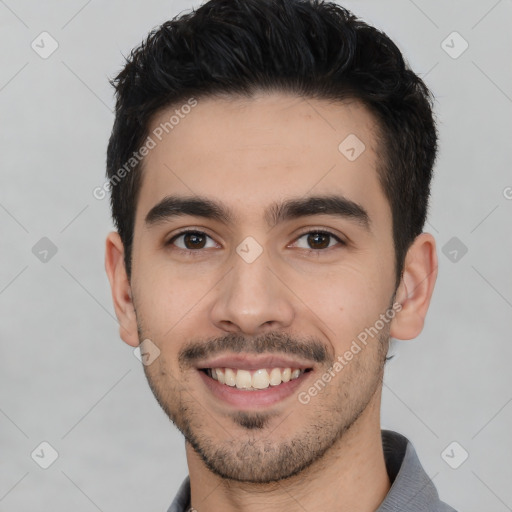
<box><xmin>198</xmin><ymin>370</ymin><xmax>312</xmax><ymax>408</ymax></box>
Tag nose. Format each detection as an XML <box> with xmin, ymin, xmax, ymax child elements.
<box><xmin>209</xmin><ymin>248</ymin><xmax>295</xmax><ymax>335</ymax></box>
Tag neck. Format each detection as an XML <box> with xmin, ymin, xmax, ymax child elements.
<box><xmin>185</xmin><ymin>393</ymin><xmax>390</xmax><ymax>512</ymax></box>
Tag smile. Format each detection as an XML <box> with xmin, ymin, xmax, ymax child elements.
<box><xmin>195</xmin><ymin>354</ymin><xmax>315</xmax><ymax>408</ymax></box>
<box><xmin>203</xmin><ymin>367</ymin><xmax>310</xmax><ymax>390</ymax></box>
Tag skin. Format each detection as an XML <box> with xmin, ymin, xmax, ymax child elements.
<box><xmin>105</xmin><ymin>92</ymin><xmax>437</xmax><ymax>512</ymax></box>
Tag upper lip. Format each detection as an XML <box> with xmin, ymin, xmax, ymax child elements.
<box><xmin>196</xmin><ymin>354</ymin><xmax>315</xmax><ymax>371</ymax></box>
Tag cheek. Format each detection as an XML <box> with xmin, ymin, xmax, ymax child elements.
<box><xmin>132</xmin><ymin>265</ymin><xmax>210</xmax><ymax>341</ymax></box>
<box><xmin>293</xmin><ymin>264</ymin><xmax>392</xmax><ymax>347</ymax></box>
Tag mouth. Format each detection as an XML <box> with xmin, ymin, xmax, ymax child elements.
<box><xmin>196</xmin><ymin>355</ymin><xmax>315</xmax><ymax>408</ymax></box>
<box><xmin>201</xmin><ymin>366</ymin><xmax>312</xmax><ymax>390</ymax></box>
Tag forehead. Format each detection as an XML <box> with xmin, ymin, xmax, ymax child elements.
<box><xmin>136</xmin><ymin>92</ymin><xmax>388</xmax><ymax>227</ymax></box>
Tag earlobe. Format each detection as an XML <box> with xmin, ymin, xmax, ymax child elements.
<box><xmin>104</xmin><ymin>232</ymin><xmax>139</xmax><ymax>347</ymax></box>
<box><xmin>390</xmin><ymin>233</ymin><xmax>438</xmax><ymax>341</ymax></box>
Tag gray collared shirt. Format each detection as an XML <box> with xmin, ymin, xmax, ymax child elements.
<box><xmin>167</xmin><ymin>430</ymin><xmax>457</xmax><ymax>512</ymax></box>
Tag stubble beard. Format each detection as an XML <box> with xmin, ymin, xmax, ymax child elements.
<box><xmin>140</xmin><ymin>327</ymin><xmax>389</xmax><ymax>484</ymax></box>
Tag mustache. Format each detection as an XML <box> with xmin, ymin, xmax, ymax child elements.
<box><xmin>178</xmin><ymin>331</ymin><xmax>329</xmax><ymax>369</ymax></box>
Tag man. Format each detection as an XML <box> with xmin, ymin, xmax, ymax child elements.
<box><xmin>104</xmin><ymin>0</ymin><xmax>456</xmax><ymax>510</ymax></box>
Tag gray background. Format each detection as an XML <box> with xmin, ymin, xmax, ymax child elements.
<box><xmin>1</xmin><ymin>0</ymin><xmax>511</xmax><ymax>510</ymax></box>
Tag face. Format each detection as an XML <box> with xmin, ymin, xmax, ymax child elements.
<box><xmin>128</xmin><ymin>93</ymin><xmax>399</xmax><ymax>482</ymax></box>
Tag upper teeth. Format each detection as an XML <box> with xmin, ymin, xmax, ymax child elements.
<box><xmin>208</xmin><ymin>367</ymin><xmax>304</xmax><ymax>390</ymax></box>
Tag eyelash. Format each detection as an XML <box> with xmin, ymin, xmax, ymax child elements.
<box><xmin>166</xmin><ymin>229</ymin><xmax>346</xmax><ymax>256</ymax></box>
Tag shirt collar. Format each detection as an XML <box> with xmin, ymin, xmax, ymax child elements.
<box><xmin>376</xmin><ymin>430</ymin><xmax>455</xmax><ymax>511</ymax></box>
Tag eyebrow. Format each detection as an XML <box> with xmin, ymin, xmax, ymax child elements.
<box><xmin>144</xmin><ymin>194</ymin><xmax>371</xmax><ymax>230</ymax></box>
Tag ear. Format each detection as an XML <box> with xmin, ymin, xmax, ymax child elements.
<box><xmin>390</xmin><ymin>233</ymin><xmax>438</xmax><ymax>340</ymax></box>
<box><xmin>104</xmin><ymin>232</ymin><xmax>139</xmax><ymax>347</ymax></box>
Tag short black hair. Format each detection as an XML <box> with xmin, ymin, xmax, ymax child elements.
<box><xmin>106</xmin><ymin>0</ymin><xmax>437</xmax><ymax>283</ymax></box>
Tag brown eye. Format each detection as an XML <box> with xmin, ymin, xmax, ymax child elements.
<box><xmin>293</xmin><ymin>231</ymin><xmax>343</xmax><ymax>251</ymax></box>
<box><xmin>307</xmin><ymin>232</ymin><xmax>331</xmax><ymax>249</ymax></box>
<box><xmin>182</xmin><ymin>232</ymin><xmax>207</xmax><ymax>249</ymax></box>
<box><xmin>168</xmin><ymin>231</ymin><xmax>216</xmax><ymax>250</ymax></box>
